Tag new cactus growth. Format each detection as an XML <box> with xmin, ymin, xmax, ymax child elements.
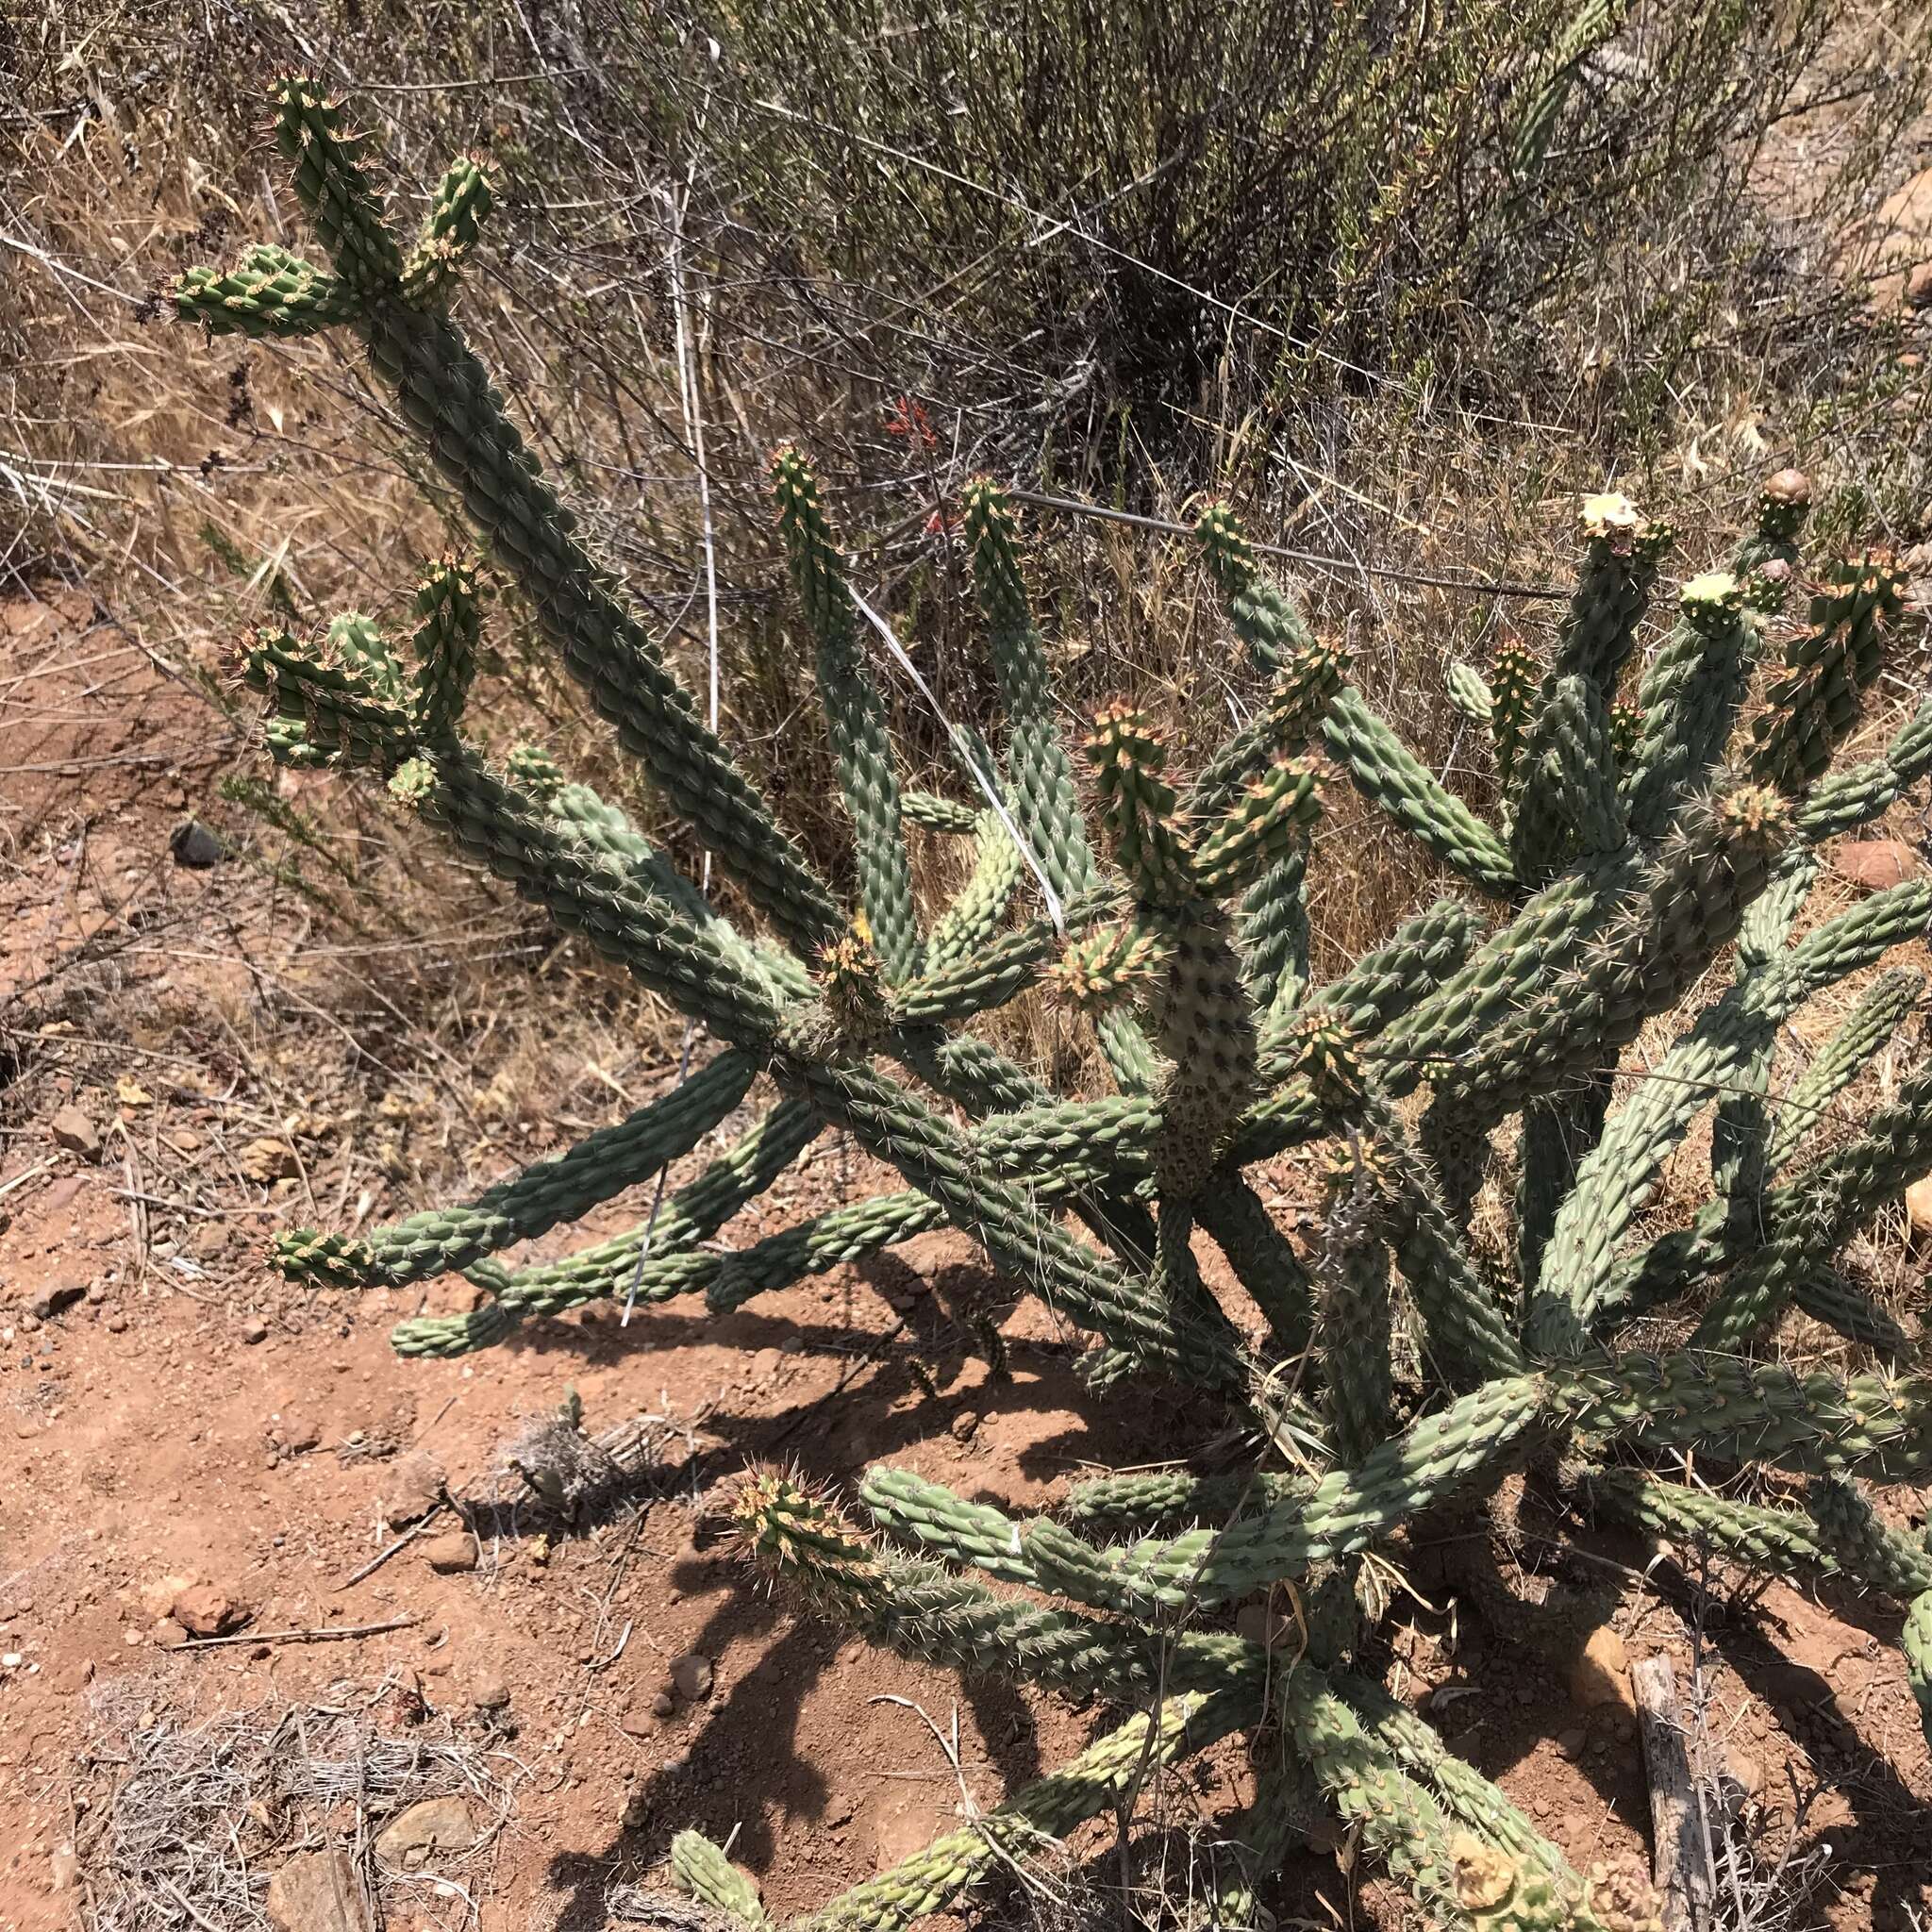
<box><xmin>179</xmin><ymin>80</ymin><xmax>1932</xmax><ymax>1931</ymax></box>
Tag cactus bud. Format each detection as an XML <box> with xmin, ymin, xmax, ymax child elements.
<box><xmin>388</xmin><ymin>757</ymin><xmax>436</xmax><ymax>807</ymax></box>
<box><xmin>1321</xmin><ymin>1133</ymin><xmax>1395</xmax><ymax>1203</ymax></box>
<box><xmin>724</xmin><ymin>1465</ymin><xmax>882</xmax><ymax>1602</ymax></box>
<box><xmin>817</xmin><ymin>921</ymin><xmax>890</xmax><ymax>1044</ymax></box>
<box><xmin>1714</xmin><ymin>782</ymin><xmax>1792</xmax><ymax>857</ymax></box>
<box><xmin>1051</xmin><ymin>919</ymin><xmax>1172</xmax><ymax>1014</ymax></box>
<box><xmin>1284</xmin><ymin>1013</ymin><xmax>1365</xmax><ymax>1116</ymax></box>
<box><xmin>506</xmin><ymin>741</ymin><xmax>564</xmax><ymax>802</ymax></box>
<box><xmin>1088</xmin><ymin>703</ymin><xmax>1195</xmax><ymax>901</ymax></box>
<box><xmin>1267</xmin><ymin>639</ymin><xmax>1351</xmax><ymax>746</ymax></box>
<box><xmin>1489</xmin><ymin>640</ymin><xmax>1540</xmax><ymax>784</ymax></box>
<box><xmin>1192</xmin><ymin>500</ymin><xmax>1256</xmax><ymax>583</ymax></box>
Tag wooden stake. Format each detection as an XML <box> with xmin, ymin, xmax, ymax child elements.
<box><xmin>1633</xmin><ymin>1653</ymin><xmax>1710</xmax><ymax>1932</ymax></box>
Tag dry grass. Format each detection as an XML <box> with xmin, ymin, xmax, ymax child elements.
<box><xmin>2</xmin><ymin>5</ymin><xmax>1930</xmax><ymax>1226</ymax></box>
<box><xmin>75</xmin><ymin>1677</ymin><xmax>524</xmax><ymax>1932</ymax></box>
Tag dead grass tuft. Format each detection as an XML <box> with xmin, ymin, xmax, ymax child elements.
<box><xmin>75</xmin><ymin>1677</ymin><xmax>525</xmax><ymax>1932</ymax></box>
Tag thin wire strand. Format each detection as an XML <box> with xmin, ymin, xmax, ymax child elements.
<box><xmin>847</xmin><ymin>584</ymin><xmax>1068</xmax><ymax>935</ymax></box>
<box><xmin>1005</xmin><ymin>487</ymin><xmax>1572</xmax><ymax>602</ymax></box>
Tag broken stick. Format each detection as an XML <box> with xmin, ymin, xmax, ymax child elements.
<box><xmin>1632</xmin><ymin>1652</ymin><xmax>1711</xmax><ymax>1932</ymax></box>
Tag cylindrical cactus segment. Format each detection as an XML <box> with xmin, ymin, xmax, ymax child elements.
<box><xmin>242</xmin><ymin>625</ymin><xmax>414</xmax><ymax>770</ymax></box>
<box><xmin>859</xmin><ymin>1467</ymin><xmax>1039</xmax><ymax>1584</ymax></box>
<box><xmin>1750</xmin><ymin>549</ymin><xmax>1907</xmax><ymax>791</ymax></box>
<box><xmin>1192</xmin><ymin>757</ymin><xmax>1326</xmax><ymax>899</ymax></box>
<box><xmin>1805</xmin><ymin>1476</ymin><xmax>1932</xmax><ymax>1599</ymax></box>
<box><xmin>175</xmin><ymin>244</ymin><xmax>363</xmax><ymax>338</ymax></box>
<box><xmin>770</xmin><ymin>446</ymin><xmax>924</xmax><ymax>981</ymax></box>
<box><xmin>1574</xmin><ymin>1464</ymin><xmax>1838</xmax><ymax>1579</ymax></box>
<box><xmin>1770</xmin><ymin>966</ymin><xmax>1923</xmax><ymax>1171</ymax></box>
<box><xmin>1489</xmin><ymin>640</ymin><xmax>1540</xmax><ymax>787</ymax></box>
<box><xmin>1906</xmin><ymin>1591</ymin><xmax>1932</xmax><ymax>1757</ymax></box>
<box><xmin>1551</xmin><ymin>490</ymin><xmax>1669</xmax><ymax>695</ymax></box>
<box><xmin>670</xmin><ymin>1832</ymin><xmax>771</xmax><ymax>1930</ymax></box>
<box><xmin>386</xmin><ymin>1096</ymin><xmax>827</xmax><ymax>1354</ymax></box>
<box><xmin>269</xmin><ymin>75</ymin><xmax>404</xmax><ymax>289</ymax></box>
<box><xmin>406</xmin><ymin>555</ymin><xmax>480</xmax><ymax>739</ymax></box>
<box><xmin>1624</xmin><ymin>570</ymin><xmax>1757</xmax><ymax>838</ymax></box>
<box><xmin>272</xmin><ymin>1046</ymin><xmax>758</xmax><ymax>1289</ymax></box>
<box><xmin>1087</xmin><ymin>704</ymin><xmax>1195</xmax><ymax>904</ymax></box>
<box><xmin>791</xmin><ymin>1689</ymin><xmax>1252</xmax><ymax>1932</ymax></box>
<box><xmin>401</xmin><ymin>153</ymin><xmax>495</xmax><ymax>307</ymax></box>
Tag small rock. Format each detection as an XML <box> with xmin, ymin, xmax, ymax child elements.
<box><xmin>949</xmin><ymin>1410</ymin><xmax>980</xmax><ymax>1443</ymax></box>
<box><xmin>49</xmin><ymin>1106</ymin><xmax>102</xmax><ymax>1161</ymax></box>
<box><xmin>468</xmin><ymin>1670</ymin><xmax>510</xmax><ymax>1710</ymax></box>
<box><xmin>141</xmin><ymin>1574</ymin><xmax>197</xmax><ymax>1620</ymax></box>
<box><xmin>668</xmin><ymin>1652</ymin><xmax>713</xmax><ymax>1701</ymax></box>
<box><xmin>375</xmin><ymin>1795</ymin><xmax>477</xmax><ymax>1872</ymax></box>
<box><xmin>420</xmin><ymin>1532</ymin><xmax>477</xmax><ymax>1574</ymax></box>
<box><xmin>49</xmin><ymin>1847</ymin><xmax>79</xmax><ymax>1892</ymax></box>
<box><xmin>240</xmin><ymin>1137</ymin><xmax>299</xmax><ymax>1183</ymax></box>
<box><xmin>241</xmin><ymin>1317</ymin><xmax>270</xmax><ymax>1345</ymax></box>
<box><xmin>382</xmin><ymin>1452</ymin><xmax>447</xmax><ymax>1525</ymax></box>
<box><xmin>1557</xmin><ymin>1726</ymin><xmax>1587</xmax><ymax>1759</ymax></box>
<box><xmin>105</xmin><ymin>1312</ymin><xmax>128</xmax><ymax>1334</ymax></box>
<box><xmin>619</xmin><ymin>1691</ymin><xmax>668</xmax><ymax>1738</ymax></box>
<box><xmin>51</xmin><ymin>1660</ymin><xmax>95</xmax><ymax>1696</ymax></box>
<box><xmin>149</xmin><ymin>1617</ymin><xmax>187</xmax><ymax>1650</ymax></box>
<box><xmin>274</xmin><ymin>1412</ymin><xmax>323</xmax><ymax>1453</ymax></box>
<box><xmin>1568</xmin><ymin>1625</ymin><xmax>1633</xmax><ymax>1714</ymax></box>
<box><xmin>189</xmin><ymin>1220</ymin><xmax>230</xmax><ymax>1258</ymax></box>
<box><xmin>1728</xmin><ymin>1749</ymin><xmax>1765</xmax><ymax>1798</ymax></box>
<box><xmin>266</xmin><ymin>1850</ymin><xmax>367</xmax><ymax>1932</ymax></box>
<box><xmin>1908</xmin><ymin>261</ymin><xmax>1932</xmax><ymax>310</ymax></box>
<box><xmin>170</xmin><ymin>820</ymin><xmax>225</xmax><ymax>869</ymax></box>
<box><xmin>28</xmin><ymin>1279</ymin><xmax>88</xmax><ymax>1321</ymax></box>
<box><xmin>172</xmin><ymin>1583</ymin><xmax>249</xmax><ymax>1637</ymax></box>
<box><xmin>1907</xmin><ymin>1174</ymin><xmax>1932</xmax><ymax>1239</ymax></box>
<box><xmin>1832</xmin><ymin>840</ymin><xmax>1924</xmax><ymax>891</ymax></box>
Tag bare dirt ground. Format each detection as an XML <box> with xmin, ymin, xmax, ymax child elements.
<box><xmin>4</xmin><ymin>588</ymin><xmax>1931</xmax><ymax>1932</ymax></box>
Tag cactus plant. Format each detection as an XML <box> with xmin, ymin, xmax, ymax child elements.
<box><xmin>178</xmin><ymin>79</ymin><xmax>1932</xmax><ymax>1932</ymax></box>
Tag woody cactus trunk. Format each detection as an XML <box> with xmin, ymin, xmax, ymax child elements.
<box><xmin>178</xmin><ymin>79</ymin><xmax>1932</xmax><ymax>1931</ymax></box>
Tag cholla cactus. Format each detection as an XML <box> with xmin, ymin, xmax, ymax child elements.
<box><xmin>178</xmin><ymin>80</ymin><xmax>1932</xmax><ymax>1932</ymax></box>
